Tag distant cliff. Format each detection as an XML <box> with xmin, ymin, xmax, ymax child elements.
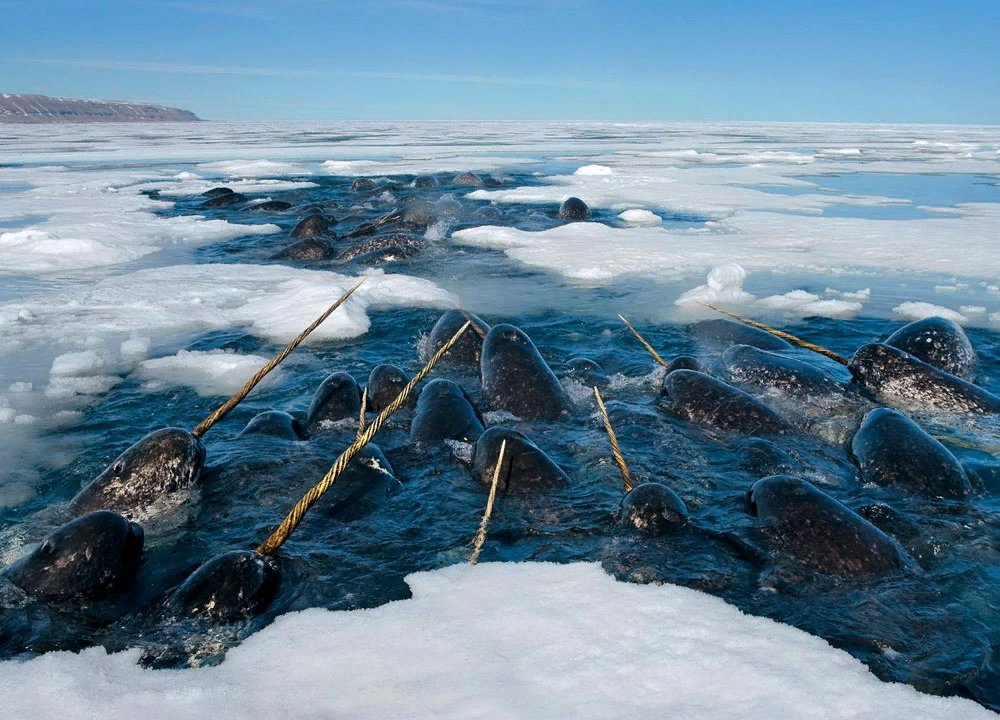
<box><xmin>0</xmin><ymin>93</ymin><xmax>200</xmax><ymax>123</ymax></box>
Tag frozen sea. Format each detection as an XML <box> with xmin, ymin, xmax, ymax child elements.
<box><xmin>0</xmin><ymin>121</ymin><xmax>999</xmax><ymax>718</ymax></box>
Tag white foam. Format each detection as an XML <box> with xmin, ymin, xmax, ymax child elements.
<box><xmin>0</xmin><ymin>563</ymin><xmax>991</xmax><ymax>720</ymax></box>
<box><xmin>135</xmin><ymin>350</ymin><xmax>278</xmax><ymax>397</ymax></box>
<box><xmin>893</xmin><ymin>302</ymin><xmax>968</xmax><ymax>325</ymax></box>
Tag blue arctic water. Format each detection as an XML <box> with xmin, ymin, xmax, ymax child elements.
<box><xmin>0</xmin><ymin>151</ymin><xmax>998</xmax><ymax>710</ymax></box>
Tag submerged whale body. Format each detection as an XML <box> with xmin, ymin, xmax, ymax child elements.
<box><xmin>885</xmin><ymin>316</ymin><xmax>977</xmax><ymax>379</ymax></box>
<box><xmin>616</xmin><ymin>482</ymin><xmax>689</xmax><ymax>536</ymax></box>
<box><xmin>239</xmin><ymin>410</ymin><xmax>305</xmax><ymax>441</ymax></box>
<box><xmin>472</xmin><ymin>426</ymin><xmax>570</xmax><ymax>492</ymax></box>
<box><xmin>849</xmin><ymin>343</ymin><xmax>1000</xmax><ymax>414</ymax></box>
<box><xmin>660</xmin><ymin>370</ymin><xmax>796</xmax><ymax>436</ymax></box>
<box><xmin>272</xmin><ymin>237</ymin><xmax>336</xmax><ymax>261</ymax></box>
<box><xmin>68</xmin><ymin>428</ymin><xmax>205</xmax><ymax>518</ymax></box>
<box><xmin>410</xmin><ymin>378</ymin><xmax>484</xmax><ymax>444</ymax></box>
<box><xmin>745</xmin><ymin>475</ymin><xmax>906</xmax><ymax>576</ymax></box>
<box><xmin>480</xmin><ymin>324</ymin><xmax>571</xmax><ymax>420</ymax></box>
<box><xmin>165</xmin><ymin>550</ymin><xmax>279</xmax><ymax>620</ymax></box>
<box><xmin>689</xmin><ymin>319</ymin><xmax>792</xmax><ymax>351</ymax></box>
<box><xmin>427</xmin><ymin>310</ymin><xmax>490</xmax><ymax>366</ymax></box>
<box><xmin>3</xmin><ymin>511</ymin><xmax>144</xmax><ymax>600</ymax></box>
<box><xmin>850</xmin><ymin>407</ymin><xmax>971</xmax><ymax>499</ymax></box>
<box><xmin>719</xmin><ymin>344</ymin><xmax>849</xmax><ymax>398</ymax></box>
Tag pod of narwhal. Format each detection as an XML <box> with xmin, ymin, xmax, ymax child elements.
<box><xmin>2</xmin><ymin>280</ymin><xmax>368</xmax><ymax>602</ymax></box>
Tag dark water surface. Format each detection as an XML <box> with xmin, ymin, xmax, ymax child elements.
<box><xmin>1</xmin><ymin>169</ymin><xmax>998</xmax><ymax>711</ymax></box>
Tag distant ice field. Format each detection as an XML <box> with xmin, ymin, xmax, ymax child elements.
<box><xmin>0</xmin><ymin>121</ymin><xmax>998</xmax><ymax>717</ymax></box>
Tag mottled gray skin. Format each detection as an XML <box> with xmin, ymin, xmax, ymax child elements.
<box><xmin>412</xmin><ymin>175</ymin><xmax>438</xmax><ymax>188</ymax></box>
<box><xmin>719</xmin><ymin>344</ymin><xmax>849</xmax><ymax>398</ymax></box>
<box><xmin>660</xmin><ymin>370</ymin><xmax>797</xmax><ymax>436</ymax></box>
<box><xmin>734</xmin><ymin>437</ymin><xmax>794</xmax><ymax>476</ymax></box>
<box><xmin>666</xmin><ymin>355</ymin><xmax>702</xmax><ymax>373</ymax></box>
<box><xmin>201</xmin><ymin>192</ymin><xmax>246</xmax><ymax>208</ymax></box>
<box><xmin>291</xmin><ymin>213</ymin><xmax>335</xmax><ymax>239</ymax></box>
<box><xmin>253</xmin><ymin>200</ymin><xmax>293</xmax><ymax>212</ymax></box>
<box><xmin>272</xmin><ymin>237</ymin><xmax>336</xmax><ymax>261</ymax></box>
<box><xmin>745</xmin><ymin>475</ymin><xmax>906</xmax><ymax>576</ymax></box>
<box><xmin>336</xmin><ymin>233</ymin><xmax>428</xmax><ymax>263</ymax></box>
<box><xmin>3</xmin><ymin>511</ymin><xmax>144</xmax><ymax>600</ymax></box>
<box><xmin>850</xmin><ymin>408</ymin><xmax>971</xmax><ymax>499</ymax></box>
<box><xmin>238</xmin><ymin>410</ymin><xmax>305</xmax><ymax>441</ymax></box>
<box><xmin>472</xmin><ymin>426</ymin><xmax>570</xmax><ymax>493</ymax></box>
<box><xmin>481</xmin><ymin>324</ymin><xmax>571</xmax><ymax>421</ymax></box>
<box><xmin>410</xmin><ymin>379</ymin><xmax>484</xmax><ymax>444</ymax></box>
<box><xmin>350</xmin><ymin>178</ymin><xmax>378</xmax><ymax>191</ymax></box>
<box><xmin>616</xmin><ymin>482</ymin><xmax>689</xmax><ymax>536</ymax></box>
<box><xmin>475</xmin><ymin>205</ymin><xmax>503</xmax><ymax>221</ymax></box>
<box><xmin>401</xmin><ymin>200</ymin><xmax>438</xmax><ymax>227</ymax></box>
<box><xmin>200</xmin><ymin>187</ymin><xmax>233</xmax><ymax>198</ymax></box>
<box><xmin>165</xmin><ymin>550</ymin><xmax>279</xmax><ymax>620</ymax></box>
<box><xmin>885</xmin><ymin>316</ymin><xmax>977</xmax><ymax>379</ymax></box>
<box><xmin>427</xmin><ymin>310</ymin><xmax>490</xmax><ymax>367</ymax></box>
<box><xmin>452</xmin><ymin>172</ymin><xmax>484</xmax><ymax>187</ymax></box>
<box><xmin>68</xmin><ymin>428</ymin><xmax>205</xmax><ymax>518</ymax></box>
<box><xmin>849</xmin><ymin>343</ymin><xmax>1000</xmax><ymax>414</ymax></box>
<box><xmin>562</xmin><ymin>357</ymin><xmax>609</xmax><ymax>387</ymax></box>
<box><xmin>689</xmin><ymin>319</ymin><xmax>792</xmax><ymax>351</ymax></box>
<box><xmin>304</xmin><ymin>372</ymin><xmax>363</xmax><ymax>435</ymax></box>
<box><xmin>366</xmin><ymin>364</ymin><xmax>412</xmax><ymax>412</ymax></box>
<box><xmin>319</xmin><ymin>444</ymin><xmax>400</xmax><ymax>521</ymax></box>
<box><xmin>558</xmin><ymin>196</ymin><xmax>591</xmax><ymax>221</ymax></box>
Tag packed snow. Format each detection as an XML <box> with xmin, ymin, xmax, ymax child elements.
<box><xmin>0</xmin><ymin>563</ymin><xmax>993</xmax><ymax>720</ymax></box>
<box><xmin>135</xmin><ymin>349</ymin><xmax>280</xmax><ymax>397</ymax></box>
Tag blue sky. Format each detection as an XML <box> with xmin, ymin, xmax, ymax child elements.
<box><xmin>1</xmin><ymin>0</ymin><xmax>997</xmax><ymax>123</ymax></box>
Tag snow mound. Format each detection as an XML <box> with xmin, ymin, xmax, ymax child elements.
<box><xmin>760</xmin><ymin>290</ymin><xmax>864</xmax><ymax>318</ymax></box>
<box><xmin>893</xmin><ymin>302</ymin><xmax>968</xmax><ymax>325</ymax></box>
<box><xmin>676</xmin><ymin>264</ymin><xmax>754</xmax><ymax>307</ymax></box>
<box><xmin>618</xmin><ymin>208</ymin><xmax>661</xmax><ymax>224</ymax></box>
<box><xmin>135</xmin><ymin>350</ymin><xmax>279</xmax><ymax>397</ymax></box>
<box><xmin>574</xmin><ymin>164</ymin><xmax>614</xmax><ymax>175</ymax></box>
<box><xmin>0</xmin><ymin>563</ymin><xmax>992</xmax><ymax>720</ymax></box>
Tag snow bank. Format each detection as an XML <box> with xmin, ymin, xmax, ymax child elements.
<box><xmin>0</xmin><ymin>563</ymin><xmax>992</xmax><ymax>720</ymax></box>
<box><xmin>195</xmin><ymin>159</ymin><xmax>312</xmax><ymax>177</ymax></box>
<box><xmin>135</xmin><ymin>350</ymin><xmax>279</xmax><ymax>397</ymax></box>
<box><xmin>0</xmin><ymin>167</ymin><xmax>280</xmax><ymax>273</ymax></box>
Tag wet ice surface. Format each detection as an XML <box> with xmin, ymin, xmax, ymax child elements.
<box><xmin>1</xmin><ymin>122</ymin><xmax>999</xmax><ymax>714</ymax></box>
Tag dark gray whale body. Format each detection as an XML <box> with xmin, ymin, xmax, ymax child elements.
<box><xmin>472</xmin><ymin>426</ymin><xmax>570</xmax><ymax>492</ymax></box>
<box><xmin>745</xmin><ymin>475</ymin><xmax>907</xmax><ymax>576</ymax></box>
<box><xmin>3</xmin><ymin>511</ymin><xmax>144</xmax><ymax>600</ymax></box>
<box><xmin>165</xmin><ymin>550</ymin><xmax>279</xmax><ymax>620</ymax></box>
<box><xmin>849</xmin><ymin>343</ymin><xmax>1000</xmax><ymax>414</ymax></box>
<box><xmin>616</xmin><ymin>482</ymin><xmax>689</xmax><ymax>536</ymax></box>
<box><xmin>480</xmin><ymin>324</ymin><xmax>571</xmax><ymax>420</ymax></box>
<box><xmin>850</xmin><ymin>407</ymin><xmax>971</xmax><ymax>499</ymax></box>
<box><xmin>304</xmin><ymin>372</ymin><xmax>363</xmax><ymax>434</ymax></box>
<box><xmin>427</xmin><ymin>310</ymin><xmax>490</xmax><ymax>367</ymax></box>
<box><xmin>272</xmin><ymin>237</ymin><xmax>336</xmax><ymax>261</ymax></box>
<box><xmin>410</xmin><ymin>378</ymin><xmax>484</xmax><ymax>443</ymax></box>
<box><xmin>719</xmin><ymin>344</ymin><xmax>849</xmax><ymax>398</ymax></box>
<box><xmin>68</xmin><ymin>428</ymin><xmax>205</xmax><ymax>518</ymax></box>
<box><xmin>660</xmin><ymin>370</ymin><xmax>797</xmax><ymax>436</ymax></box>
<box><xmin>885</xmin><ymin>316</ymin><xmax>976</xmax><ymax>379</ymax></box>
<box><xmin>558</xmin><ymin>196</ymin><xmax>591</xmax><ymax>221</ymax></box>
<box><xmin>239</xmin><ymin>410</ymin><xmax>305</xmax><ymax>441</ymax></box>
<box><xmin>690</xmin><ymin>319</ymin><xmax>792</xmax><ymax>351</ymax></box>
<box><xmin>366</xmin><ymin>364</ymin><xmax>412</xmax><ymax>412</ymax></box>
<box><xmin>291</xmin><ymin>213</ymin><xmax>335</xmax><ymax>239</ymax></box>
<box><xmin>337</xmin><ymin>233</ymin><xmax>428</xmax><ymax>263</ymax></box>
